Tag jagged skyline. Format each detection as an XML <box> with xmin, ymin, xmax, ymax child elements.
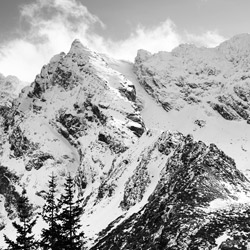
<box><xmin>0</xmin><ymin>0</ymin><xmax>249</xmax><ymax>82</ymax></box>
<box><xmin>1</xmin><ymin>35</ymin><xmax>250</xmax><ymax>249</ymax></box>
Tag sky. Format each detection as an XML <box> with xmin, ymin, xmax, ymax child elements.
<box><xmin>0</xmin><ymin>0</ymin><xmax>249</xmax><ymax>82</ymax></box>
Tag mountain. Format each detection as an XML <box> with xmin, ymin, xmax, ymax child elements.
<box><xmin>134</xmin><ymin>33</ymin><xmax>250</xmax><ymax>119</ymax></box>
<box><xmin>0</xmin><ymin>39</ymin><xmax>145</xmax><ymax>246</ymax></box>
<box><xmin>0</xmin><ymin>35</ymin><xmax>250</xmax><ymax>249</ymax></box>
<box><xmin>0</xmin><ymin>74</ymin><xmax>24</xmax><ymax>106</ymax></box>
<box><xmin>92</xmin><ymin>134</ymin><xmax>250</xmax><ymax>250</ymax></box>
<box><xmin>134</xmin><ymin>33</ymin><xmax>250</xmax><ymax>176</ymax></box>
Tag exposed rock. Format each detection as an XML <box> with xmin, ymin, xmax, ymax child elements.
<box><xmin>91</xmin><ymin>133</ymin><xmax>250</xmax><ymax>250</ymax></box>
<box><xmin>1</xmin><ymin>36</ymin><xmax>250</xmax><ymax>250</ymax></box>
<box><xmin>210</xmin><ymin>102</ymin><xmax>240</xmax><ymax>120</ymax></box>
<box><xmin>161</xmin><ymin>101</ymin><xmax>173</xmax><ymax>112</ymax></box>
<box><xmin>98</xmin><ymin>132</ymin><xmax>128</xmax><ymax>154</ymax></box>
<box><xmin>218</xmin><ymin>95</ymin><xmax>250</xmax><ymax>120</ymax></box>
<box><xmin>157</xmin><ymin>131</ymin><xmax>183</xmax><ymax>156</ymax></box>
<box><xmin>0</xmin><ymin>165</ymin><xmax>20</xmax><ymax>219</ymax></box>
<box><xmin>135</xmin><ymin>49</ymin><xmax>152</xmax><ymax>65</ymax></box>
<box><xmin>120</xmin><ymin>158</ymin><xmax>151</xmax><ymax>210</ymax></box>
<box><xmin>134</xmin><ymin>34</ymin><xmax>250</xmax><ymax>123</ymax></box>
<box><xmin>0</xmin><ymin>74</ymin><xmax>23</xmax><ymax>106</ymax></box>
<box><xmin>127</xmin><ymin>124</ymin><xmax>145</xmax><ymax>137</ymax></box>
<box><xmin>9</xmin><ymin>126</ymin><xmax>39</xmax><ymax>158</ymax></box>
<box><xmin>118</xmin><ymin>84</ymin><xmax>136</xmax><ymax>102</ymax></box>
<box><xmin>126</xmin><ymin>113</ymin><xmax>144</xmax><ymax>125</ymax></box>
<box><xmin>30</xmin><ymin>81</ymin><xmax>43</xmax><ymax>98</ymax></box>
<box><xmin>0</xmin><ymin>41</ymin><xmax>144</xmax><ymax>235</ymax></box>
<box><xmin>234</xmin><ymin>83</ymin><xmax>250</xmax><ymax>102</ymax></box>
<box><xmin>97</xmin><ymin>182</ymin><xmax>117</xmax><ymax>200</ymax></box>
<box><xmin>56</xmin><ymin>112</ymin><xmax>86</xmax><ymax>139</ymax></box>
<box><xmin>194</xmin><ymin>119</ymin><xmax>206</xmax><ymax>128</ymax></box>
<box><xmin>219</xmin><ymin>238</ymin><xmax>248</xmax><ymax>250</ymax></box>
<box><xmin>25</xmin><ymin>153</ymin><xmax>54</xmax><ymax>171</ymax></box>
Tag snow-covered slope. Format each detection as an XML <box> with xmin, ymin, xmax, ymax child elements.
<box><xmin>0</xmin><ymin>38</ymin><xmax>146</xmax><ymax>200</ymax></box>
<box><xmin>0</xmin><ymin>36</ymin><xmax>250</xmax><ymax>249</ymax></box>
<box><xmin>0</xmin><ymin>39</ymin><xmax>146</xmax><ymax>247</ymax></box>
<box><xmin>134</xmin><ymin>33</ymin><xmax>250</xmax><ymax>175</ymax></box>
<box><xmin>91</xmin><ymin>133</ymin><xmax>250</xmax><ymax>250</ymax></box>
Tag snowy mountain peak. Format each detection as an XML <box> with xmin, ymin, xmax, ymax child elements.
<box><xmin>1</xmin><ymin>35</ymin><xmax>250</xmax><ymax>249</ymax></box>
<box><xmin>217</xmin><ymin>33</ymin><xmax>250</xmax><ymax>64</ymax></box>
<box><xmin>0</xmin><ymin>73</ymin><xmax>24</xmax><ymax>107</ymax></box>
<box><xmin>134</xmin><ymin>34</ymin><xmax>250</xmax><ymax>173</ymax></box>
<box><xmin>68</xmin><ymin>39</ymin><xmax>94</xmax><ymax>60</ymax></box>
<box><xmin>70</xmin><ymin>38</ymin><xmax>88</xmax><ymax>51</ymax></box>
<box><xmin>218</xmin><ymin>33</ymin><xmax>250</xmax><ymax>50</ymax></box>
<box><xmin>135</xmin><ymin>49</ymin><xmax>152</xmax><ymax>64</ymax></box>
<box><xmin>134</xmin><ymin>33</ymin><xmax>250</xmax><ymax>120</ymax></box>
<box><xmin>0</xmin><ymin>38</ymin><xmax>145</xmax><ymax>207</ymax></box>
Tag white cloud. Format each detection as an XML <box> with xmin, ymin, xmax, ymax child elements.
<box><xmin>0</xmin><ymin>0</ymin><xmax>226</xmax><ymax>82</ymax></box>
<box><xmin>106</xmin><ymin>20</ymin><xmax>182</xmax><ymax>61</ymax></box>
<box><xmin>0</xmin><ymin>0</ymin><xmax>104</xmax><ymax>82</ymax></box>
<box><xmin>185</xmin><ymin>30</ymin><xmax>226</xmax><ymax>48</ymax></box>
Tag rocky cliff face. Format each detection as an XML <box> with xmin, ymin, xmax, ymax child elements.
<box><xmin>134</xmin><ymin>34</ymin><xmax>250</xmax><ymax>123</ymax></box>
<box><xmin>0</xmin><ymin>36</ymin><xmax>250</xmax><ymax>249</ymax></box>
<box><xmin>91</xmin><ymin>133</ymin><xmax>250</xmax><ymax>250</ymax></box>
<box><xmin>134</xmin><ymin>34</ymin><xmax>250</xmax><ymax>175</ymax></box>
<box><xmin>1</xmin><ymin>39</ymin><xmax>145</xmax><ymax>179</ymax></box>
<box><xmin>0</xmin><ymin>74</ymin><xmax>23</xmax><ymax>106</ymax></box>
<box><xmin>0</xmin><ymin>74</ymin><xmax>22</xmax><ymax>139</ymax></box>
<box><xmin>0</xmin><ymin>39</ymin><xmax>146</xmax><ymax>245</ymax></box>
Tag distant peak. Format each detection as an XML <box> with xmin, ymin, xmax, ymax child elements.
<box><xmin>230</xmin><ymin>33</ymin><xmax>250</xmax><ymax>40</ymax></box>
<box><xmin>218</xmin><ymin>33</ymin><xmax>250</xmax><ymax>49</ymax></box>
<box><xmin>135</xmin><ymin>49</ymin><xmax>152</xmax><ymax>64</ymax></box>
<box><xmin>72</xmin><ymin>38</ymin><xmax>82</xmax><ymax>44</ymax></box>
<box><xmin>69</xmin><ymin>39</ymin><xmax>92</xmax><ymax>54</ymax></box>
<box><xmin>71</xmin><ymin>38</ymin><xmax>84</xmax><ymax>48</ymax></box>
<box><xmin>171</xmin><ymin>43</ymin><xmax>201</xmax><ymax>56</ymax></box>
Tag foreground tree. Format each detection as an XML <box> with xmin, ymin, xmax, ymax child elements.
<box><xmin>57</xmin><ymin>173</ymin><xmax>84</xmax><ymax>250</ymax></box>
<box><xmin>40</xmin><ymin>173</ymin><xmax>61</xmax><ymax>250</ymax></box>
<box><xmin>4</xmin><ymin>188</ymin><xmax>37</xmax><ymax>250</ymax></box>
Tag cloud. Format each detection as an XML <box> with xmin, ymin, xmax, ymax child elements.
<box><xmin>0</xmin><ymin>0</ymin><xmax>104</xmax><ymax>82</ymax></box>
<box><xmin>185</xmin><ymin>30</ymin><xmax>226</xmax><ymax>48</ymax></box>
<box><xmin>0</xmin><ymin>0</ymin><xmax>226</xmax><ymax>82</ymax></box>
<box><xmin>106</xmin><ymin>20</ymin><xmax>182</xmax><ymax>61</ymax></box>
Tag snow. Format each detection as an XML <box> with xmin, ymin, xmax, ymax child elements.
<box><xmin>107</xmin><ymin>58</ymin><xmax>250</xmax><ymax>175</ymax></box>
<box><xmin>1</xmin><ymin>38</ymin><xmax>250</xmax><ymax>249</ymax></box>
<box><xmin>81</xmin><ymin>129</ymin><xmax>174</xmax><ymax>246</ymax></box>
<box><xmin>0</xmin><ymin>44</ymin><xmax>150</xmax><ymax>247</ymax></box>
<box><xmin>212</xmin><ymin>232</ymin><xmax>230</xmax><ymax>250</ymax></box>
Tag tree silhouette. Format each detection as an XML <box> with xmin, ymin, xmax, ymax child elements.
<box><xmin>40</xmin><ymin>173</ymin><xmax>61</xmax><ymax>250</ymax></box>
<box><xmin>57</xmin><ymin>173</ymin><xmax>84</xmax><ymax>250</ymax></box>
<box><xmin>4</xmin><ymin>188</ymin><xmax>37</xmax><ymax>250</ymax></box>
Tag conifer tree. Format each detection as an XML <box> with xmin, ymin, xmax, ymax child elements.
<box><xmin>4</xmin><ymin>188</ymin><xmax>37</xmax><ymax>250</ymax></box>
<box><xmin>40</xmin><ymin>173</ymin><xmax>61</xmax><ymax>250</ymax></box>
<box><xmin>57</xmin><ymin>173</ymin><xmax>84</xmax><ymax>250</ymax></box>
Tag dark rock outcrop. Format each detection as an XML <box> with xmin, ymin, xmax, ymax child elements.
<box><xmin>98</xmin><ymin>132</ymin><xmax>128</xmax><ymax>154</ymax></box>
<box><xmin>0</xmin><ymin>165</ymin><xmax>20</xmax><ymax>218</ymax></box>
<box><xmin>91</xmin><ymin>134</ymin><xmax>250</xmax><ymax>250</ymax></box>
<box><xmin>9</xmin><ymin>126</ymin><xmax>39</xmax><ymax>158</ymax></box>
<box><xmin>210</xmin><ymin>102</ymin><xmax>239</xmax><ymax>120</ymax></box>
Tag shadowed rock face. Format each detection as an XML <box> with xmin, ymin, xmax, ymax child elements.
<box><xmin>91</xmin><ymin>134</ymin><xmax>250</xmax><ymax>250</ymax></box>
<box><xmin>134</xmin><ymin>34</ymin><xmax>250</xmax><ymax>124</ymax></box>
<box><xmin>0</xmin><ymin>165</ymin><xmax>20</xmax><ymax>220</ymax></box>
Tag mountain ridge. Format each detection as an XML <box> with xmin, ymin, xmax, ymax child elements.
<box><xmin>0</xmin><ymin>34</ymin><xmax>250</xmax><ymax>249</ymax></box>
